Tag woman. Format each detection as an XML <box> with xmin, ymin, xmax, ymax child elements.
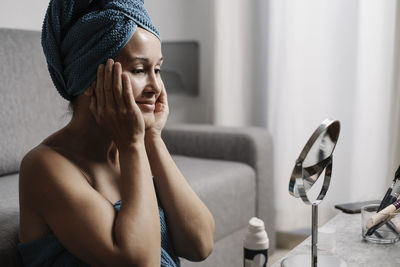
<box><xmin>17</xmin><ymin>0</ymin><xmax>215</xmax><ymax>266</ymax></box>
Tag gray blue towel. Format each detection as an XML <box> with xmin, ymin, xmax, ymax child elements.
<box><xmin>42</xmin><ymin>0</ymin><xmax>160</xmax><ymax>100</ymax></box>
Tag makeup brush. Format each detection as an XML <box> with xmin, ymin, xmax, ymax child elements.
<box><xmin>366</xmin><ymin>165</ymin><xmax>400</xmax><ymax>236</ymax></box>
<box><xmin>377</xmin><ymin>165</ymin><xmax>400</xmax><ymax>212</ymax></box>
<box><xmin>366</xmin><ymin>198</ymin><xmax>400</xmax><ymax>230</ymax></box>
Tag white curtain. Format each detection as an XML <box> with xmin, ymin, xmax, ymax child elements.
<box><xmin>214</xmin><ymin>0</ymin><xmax>400</xmax><ymax>232</ymax></box>
<box><xmin>266</xmin><ymin>0</ymin><xmax>400</xmax><ymax>231</ymax></box>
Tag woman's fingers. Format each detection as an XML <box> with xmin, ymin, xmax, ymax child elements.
<box><xmin>154</xmin><ymin>82</ymin><xmax>168</xmax><ymax>113</ymax></box>
<box><xmin>95</xmin><ymin>64</ymin><xmax>105</xmax><ymax>112</ymax></box>
<box><xmin>84</xmin><ymin>81</ymin><xmax>95</xmax><ymax>96</ymax></box>
<box><xmin>104</xmin><ymin>59</ymin><xmax>115</xmax><ymax>109</ymax></box>
<box><xmin>91</xmin><ymin>62</ymin><xmax>145</xmax><ymax>146</ymax></box>
<box><xmin>113</xmin><ymin>62</ymin><xmax>125</xmax><ymax>109</ymax></box>
<box><xmin>159</xmin><ymin>82</ymin><xmax>168</xmax><ymax>105</ymax></box>
<box><xmin>122</xmin><ymin>73</ymin><xmax>137</xmax><ymax>111</ymax></box>
<box><xmin>93</xmin><ymin>59</ymin><xmax>128</xmax><ymax>118</ymax></box>
<box><xmin>89</xmin><ymin>94</ymin><xmax>97</xmax><ymax>117</ymax></box>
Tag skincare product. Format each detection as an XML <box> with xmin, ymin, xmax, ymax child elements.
<box><xmin>244</xmin><ymin>217</ymin><xmax>269</xmax><ymax>267</ymax></box>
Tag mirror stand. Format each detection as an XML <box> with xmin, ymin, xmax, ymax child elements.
<box><xmin>282</xmin><ymin>179</ymin><xmax>347</xmax><ymax>267</ymax></box>
<box><xmin>282</xmin><ymin>119</ymin><xmax>347</xmax><ymax>267</ymax></box>
<box><xmin>311</xmin><ymin>203</ymin><xmax>317</xmax><ymax>266</ymax></box>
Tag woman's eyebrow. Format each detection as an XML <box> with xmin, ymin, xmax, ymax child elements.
<box><xmin>131</xmin><ymin>56</ymin><xmax>149</xmax><ymax>62</ymax></box>
<box><xmin>129</xmin><ymin>56</ymin><xmax>164</xmax><ymax>63</ymax></box>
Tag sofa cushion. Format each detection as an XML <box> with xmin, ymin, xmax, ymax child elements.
<box><xmin>171</xmin><ymin>155</ymin><xmax>256</xmax><ymax>241</ymax></box>
<box><xmin>0</xmin><ymin>155</ymin><xmax>255</xmax><ymax>258</ymax></box>
<box><xmin>0</xmin><ymin>174</ymin><xmax>19</xmax><ymax>212</ymax></box>
<box><xmin>0</xmin><ymin>174</ymin><xmax>21</xmax><ymax>266</ymax></box>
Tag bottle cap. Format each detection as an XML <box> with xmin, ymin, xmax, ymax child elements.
<box><xmin>244</xmin><ymin>217</ymin><xmax>269</xmax><ymax>250</ymax></box>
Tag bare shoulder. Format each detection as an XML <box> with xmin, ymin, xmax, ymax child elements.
<box><xmin>19</xmin><ymin>144</ymin><xmax>85</xmax><ymax>192</ymax></box>
<box><xmin>18</xmin><ymin>144</ymin><xmax>91</xmax><ymax>242</ymax></box>
<box><xmin>21</xmin><ymin>144</ymin><xmax>67</xmax><ymax>172</ymax></box>
<box><xmin>18</xmin><ymin>143</ymin><xmax>123</xmax><ymax>266</ymax></box>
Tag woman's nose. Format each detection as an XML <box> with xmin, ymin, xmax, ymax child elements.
<box><xmin>145</xmin><ymin>72</ymin><xmax>162</xmax><ymax>95</ymax></box>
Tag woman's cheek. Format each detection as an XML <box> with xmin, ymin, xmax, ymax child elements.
<box><xmin>130</xmin><ymin>80</ymin><xmax>142</xmax><ymax>97</ymax></box>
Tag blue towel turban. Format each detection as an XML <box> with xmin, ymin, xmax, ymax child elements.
<box><xmin>42</xmin><ymin>0</ymin><xmax>160</xmax><ymax>100</ymax></box>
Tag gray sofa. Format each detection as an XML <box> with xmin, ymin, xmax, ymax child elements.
<box><xmin>0</xmin><ymin>28</ymin><xmax>275</xmax><ymax>267</ymax></box>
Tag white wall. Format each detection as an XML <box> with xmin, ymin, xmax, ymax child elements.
<box><xmin>0</xmin><ymin>0</ymin><xmax>216</xmax><ymax>125</ymax></box>
<box><xmin>0</xmin><ymin>0</ymin><xmax>49</xmax><ymax>31</ymax></box>
<box><xmin>146</xmin><ymin>0</ymin><xmax>216</xmax><ymax>124</ymax></box>
<box><xmin>213</xmin><ymin>0</ymin><xmax>254</xmax><ymax>126</ymax></box>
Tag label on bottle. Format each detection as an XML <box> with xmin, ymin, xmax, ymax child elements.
<box><xmin>244</xmin><ymin>248</ymin><xmax>268</xmax><ymax>267</ymax></box>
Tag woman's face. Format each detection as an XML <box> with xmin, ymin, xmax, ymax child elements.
<box><xmin>114</xmin><ymin>27</ymin><xmax>164</xmax><ymax>129</ymax></box>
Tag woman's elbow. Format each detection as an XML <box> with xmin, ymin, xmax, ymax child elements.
<box><xmin>187</xmin><ymin>225</ymin><xmax>215</xmax><ymax>261</ymax></box>
<box><xmin>178</xmin><ymin>215</ymin><xmax>215</xmax><ymax>261</ymax></box>
<box><xmin>193</xmin><ymin>237</ymin><xmax>214</xmax><ymax>261</ymax></box>
<box><xmin>195</xmin><ymin>216</ymin><xmax>215</xmax><ymax>260</ymax></box>
<box><xmin>183</xmin><ymin>237</ymin><xmax>214</xmax><ymax>262</ymax></box>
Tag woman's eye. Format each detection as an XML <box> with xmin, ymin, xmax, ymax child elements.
<box><xmin>155</xmin><ymin>69</ymin><xmax>162</xmax><ymax>74</ymax></box>
<box><xmin>131</xmin><ymin>69</ymin><xmax>144</xmax><ymax>74</ymax></box>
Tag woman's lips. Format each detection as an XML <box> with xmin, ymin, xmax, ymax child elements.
<box><xmin>136</xmin><ymin>102</ymin><xmax>155</xmax><ymax>112</ymax></box>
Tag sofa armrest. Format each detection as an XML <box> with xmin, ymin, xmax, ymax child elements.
<box><xmin>162</xmin><ymin>123</ymin><xmax>275</xmax><ymax>250</ymax></box>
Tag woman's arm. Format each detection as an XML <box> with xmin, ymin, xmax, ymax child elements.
<box><xmin>114</xmin><ymin>141</ymin><xmax>161</xmax><ymax>265</ymax></box>
<box><xmin>20</xmin><ymin>142</ymin><xmax>160</xmax><ymax>267</ymax></box>
<box><xmin>143</xmin><ymin>82</ymin><xmax>214</xmax><ymax>261</ymax></box>
<box><xmin>145</xmin><ymin>135</ymin><xmax>215</xmax><ymax>261</ymax></box>
<box><xmin>20</xmin><ymin>59</ymin><xmax>161</xmax><ymax>267</ymax></box>
<box><xmin>89</xmin><ymin>59</ymin><xmax>162</xmax><ymax>265</ymax></box>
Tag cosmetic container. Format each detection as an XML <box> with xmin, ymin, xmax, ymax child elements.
<box><xmin>362</xmin><ymin>204</ymin><xmax>400</xmax><ymax>244</ymax></box>
<box><xmin>244</xmin><ymin>217</ymin><xmax>269</xmax><ymax>267</ymax></box>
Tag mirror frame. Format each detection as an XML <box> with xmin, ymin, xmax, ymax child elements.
<box><xmin>288</xmin><ymin>118</ymin><xmax>340</xmax><ymax>205</ymax></box>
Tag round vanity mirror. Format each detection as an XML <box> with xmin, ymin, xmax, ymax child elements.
<box><xmin>282</xmin><ymin>118</ymin><xmax>346</xmax><ymax>267</ymax></box>
<box><xmin>289</xmin><ymin>118</ymin><xmax>340</xmax><ymax>205</ymax></box>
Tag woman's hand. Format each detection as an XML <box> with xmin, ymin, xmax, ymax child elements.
<box><xmin>88</xmin><ymin>59</ymin><xmax>145</xmax><ymax>149</ymax></box>
<box><xmin>145</xmin><ymin>81</ymin><xmax>169</xmax><ymax>140</ymax></box>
